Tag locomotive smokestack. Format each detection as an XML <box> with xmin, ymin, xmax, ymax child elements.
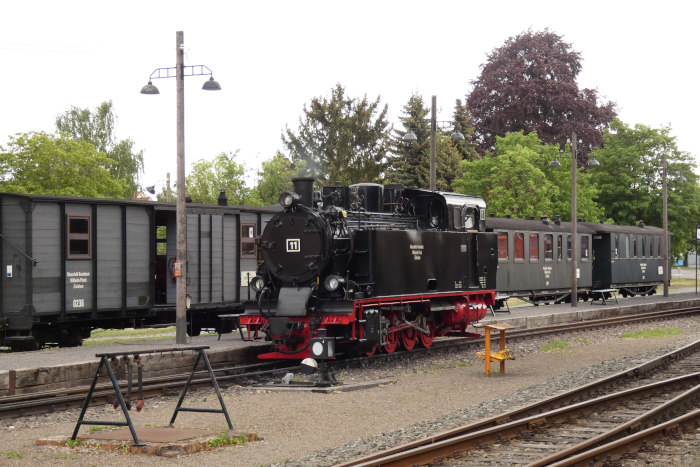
<box><xmin>292</xmin><ymin>177</ymin><xmax>315</xmax><ymax>208</ymax></box>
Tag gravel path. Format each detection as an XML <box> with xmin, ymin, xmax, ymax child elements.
<box><xmin>0</xmin><ymin>315</ymin><xmax>698</xmax><ymax>466</ymax></box>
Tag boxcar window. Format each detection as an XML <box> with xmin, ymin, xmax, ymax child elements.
<box><xmin>529</xmin><ymin>233</ymin><xmax>539</xmax><ymax>261</ymax></box>
<box><xmin>514</xmin><ymin>232</ymin><xmax>525</xmax><ymax>261</ymax></box>
<box><xmin>613</xmin><ymin>235</ymin><xmax>620</xmax><ymax>259</ymax></box>
<box><xmin>67</xmin><ymin>215</ymin><xmax>91</xmax><ymax>259</ymax></box>
<box><xmin>557</xmin><ymin>235</ymin><xmax>563</xmax><ymax>262</ymax></box>
<box><xmin>544</xmin><ymin>234</ymin><xmax>553</xmax><ymax>261</ymax></box>
<box><xmin>497</xmin><ymin>232</ymin><xmax>508</xmax><ymax>260</ymax></box>
<box><xmin>581</xmin><ymin>236</ymin><xmax>589</xmax><ymax>261</ymax></box>
<box><xmin>241</xmin><ymin>223</ymin><xmax>257</xmax><ymax>258</ymax></box>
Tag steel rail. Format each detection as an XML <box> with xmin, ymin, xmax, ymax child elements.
<box><xmin>337</xmin><ymin>338</ymin><xmax>700</xmax><ymax>466</ymax></box>
<box><xmin>347</xmin><ymin>374</ymin><xmax>700</xmax><ymax>467</ymax></box>
<box><xmin>1</xmin><ymin>307</ymin><xmax>698</xmax><ymax>420</ymax></box>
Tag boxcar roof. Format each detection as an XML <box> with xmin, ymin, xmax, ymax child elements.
<box><xmin>485</xmin><ymin>217</ymin><xmax>597</xmax><ymax>234</ymax></box>
<box><xmin>0</xmin><ymin>192</ymin><xmax>280</xmax><ymax>214</ymax></box>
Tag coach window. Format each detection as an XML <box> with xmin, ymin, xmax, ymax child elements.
<box><xmin>567</xmin><ymin>235</ymin><xmax>572</xmax><ymax>260</ymax></box>
<box><xmin>581</xmin><ymin>236</ymin><xmax>590</xmax><ymax>261</ymax></box>
<box><xmin>514</xmin><ymin>232</ymin><xmax>525</xmax><ymax>261</ymax></box>
<box><xmin>557</xmin><ymin>235</ymin><xmax>563</xmax><ymax>262</ymax></box>
<box><xmin>544</xmin><ymin>234</ymin><xmax>553</xmax><ymax>261</ymax></box>
<box><xmin>497</xmin><ymin>232</ymin><xmax>508</xmax><ymax>260</ymax></box>
<box><xmin>641</xmin><ymin>237</ymin><xmax>647</xmax><ymax>258</ymax></box>
<box><xmin>67</xmin><ymin>215</ymin><xmax>91</xmax><ymax>259</ymax></box>
<box><xmin>241</xmin><ymin>224</ymin><xmax>257</xmax><ymax>258</ymax></box>
<box><xmin>655</xmin><ymin>237</ymin><xmax>661</xmax><ymax>258</ymax></box>
<box><xmin>613</xmin><ymin>234</ymin><xmax>620</xmax><ymax>259</ymax></box>
<box><xmin>529</xmin><ymin>233</ymin><xmax>539</xmax><ymax>262</ymax></box>
<box><xmin>621</xmin><ymin>234</ymin><xmax>629</xmax><ymax>258</ymax></box>
<box><xmin>632</xmin><ymin>236</ymin><xmax>638</xmax><ymax>258</ymax></box>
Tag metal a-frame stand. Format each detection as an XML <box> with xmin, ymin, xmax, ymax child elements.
<box><xmin>71</xmin><ymin>345</ymin><xmax>231</xmax><ymax>446</ymax></box>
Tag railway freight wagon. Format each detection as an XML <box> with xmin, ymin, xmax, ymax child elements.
<box><xmin>0</xmin><ymin>193</ymin><xmax>277</xmax><ymax>350</ymax></box>
<box><xmin>485</xmin><ymin>216</ymin><xmax>595</xmax><ymax>306</ymax></box>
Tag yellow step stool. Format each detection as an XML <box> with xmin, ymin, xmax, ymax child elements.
<box><xmin>475</xmin><ymin>323</ymin><xmax>516</xmax><ymax>376</ymax></box>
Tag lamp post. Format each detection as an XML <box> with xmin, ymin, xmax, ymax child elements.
<box><xmin>402</xmin><ymin>95</ymin><xmax>465</xmax><ymax>191</ymax></box>
<box><xmin>141</xmin><ymin>31</ymin><xmax>221</xmax><ymax>344</ymax></box>
<box><xmin>662</xmin><ymin>152</ymin><xmax>669</xmax><ymax>297</ymax></box>
<box><xmin>549</xmin><ymin>131</ymin><xmax>599</xmax><ymax>307</ymax></box>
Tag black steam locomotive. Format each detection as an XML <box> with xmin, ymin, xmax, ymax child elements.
<box><xmin>239</xmin><ymin>178</ymin><xmax>498</xmax><ymax>359</ymax></box>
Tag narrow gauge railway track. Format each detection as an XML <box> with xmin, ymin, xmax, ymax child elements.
<box><xmin>0</xmin><ymin>360</ymin><xmax>298</xmax><ymax>420</ymax></box>
<box><xmin>337</xmin><ymin>306</ymin><xmax>700</xmax><ymax>368</ymax></box>
<box><xmin>339</xmin><ymin>338</ymin><xmax>700</xmax><ymax>466</ymax></box>
<box><xmin>0</xmin><ymin>307</ymin><xmax>697</xmax><ymax>421</ymax></box>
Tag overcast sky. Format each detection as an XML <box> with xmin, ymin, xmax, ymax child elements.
<box><xmin>1</xmin><ymin>1</ymin><xmax>697</xmax><ymax>194</ymax></box>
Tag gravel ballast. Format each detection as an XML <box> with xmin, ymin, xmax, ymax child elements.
<box><xmin>0</xmin><ymin>315</ymin><xmax>698</xmax><ymax>466</ymax></box>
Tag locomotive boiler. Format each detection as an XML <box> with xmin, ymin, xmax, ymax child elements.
<box><xmin>238</xmin><ymin>178</ymin><xmax>498</xmax><ymax>359</ymax></box>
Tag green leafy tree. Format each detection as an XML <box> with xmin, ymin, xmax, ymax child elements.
<box><xmin>185</xmin><ymin>151</ymin><xmax>249</xmax><ymax>205</ymax></box>
<box><xmin>452</xmin><ymin>99</ymin><xmax>481</xmax><ymax>162</ymax></box>
<box><xmin>55</xmin><ymin>101</ymin><xmax>144</xmax><ymax>198</ymax></box>
<box><xmin>247</xmin><ymin>152</ymin><xmax>306</xmax><ymax>206</ymax></box>
<box><xmin>282</xmin><ymin>83</ymin><xmax>390</xmax><ymax>185</ymax></box>
<box><xmin>386</xmin><ymin>95</ymin><xmax>463</xmax><ymax>191</ymax></box>
<box><xmin>454</xmin><ymin>131</ymin><xmax>603</xmax><ymax>222</ymax></box>
<box><xmin>0</xmin><ymin>132</ymin><xmax>127</xmax><ymax>197</ymax></box>
<box><xmin>467</xmin><ymin>29</ymin><xmax>616</xmax><ymax>157</ymax></box>
<box><xmin>590</xmin><ymin>119</ymin><xmax>700</xmax><ymax>257</ymax></box>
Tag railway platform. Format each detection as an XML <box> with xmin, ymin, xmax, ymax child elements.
<box><xmin>0</xmin><ymin>289</ymin><xmax>699</xmax><ymax>397</ymax></box>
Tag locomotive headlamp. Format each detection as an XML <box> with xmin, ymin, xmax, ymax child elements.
<box><xmin>324</xmin><ymin>274</ymin><xmax>344</xmax><ymax>292</ymax></box>
<box><xmin>310</xmin><ymin>336</ymin><xmax>335</xmax><ymax>359</ymax></box>
<box><xmin>250</xmin><ymin>276</ymin><xmax>265</xmax><ymax>292</ymax></box>
<box><xmin>278</xmin><ymin>191</ymin><xmax>300</xmax><ymax>208</ymax></box>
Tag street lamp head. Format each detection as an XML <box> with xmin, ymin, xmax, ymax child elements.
<box><xmin>677</xmin><ymin>174</ymin><xmax>687</xmax><ymax>183</ymax></box>
<box><xmin>402</xmin><ymin>131</ymin><xmax>418</xmax><ymax>144</ymax></box>
<box><xmin>146</xmin><ymin>185</ymin><xmax>156</xmax><ymax>195</ymax></box>
<box><xmin>450</xmin><ymin>131</ymin><xmax>465</xmax><ymax>142</ymax></box>
<box><xmin>549</xmin><ymin>158</ymin><xmax>561</xmax><ymax>167</ymax></box>
<box><xmin>587</xmin><ymin>157</ymin><xmax>600</xmax><ymax>167</ymax></box>
<box><xmin>202</xmin><ymin>76</ymin><xmax>222</xmax><ymax>91</ymax></box>
<box><xmin>140</xmin><ymin>81</ymin><xmax>160</xmax><ymax>95</ymax></box>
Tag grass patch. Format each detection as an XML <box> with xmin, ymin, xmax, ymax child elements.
<box><xmin>541</xmin><ymin>340</ymin><xmax>574</xmax><ymax>354</ymax></box>
<box><xmin>207</xmin><ymin>432</ymin><xmax>249</xmax><ymax>449</ymax></box>
<box><xmin>87</xmin><ymin>425</ymin><xmax>118</xmax><ymax>432</ymax></box>
<box><xmin>622</xmin><ymin>327</ymin><xmax>683</xmax><ymax>339</ymax></box>
<box><xmin>3</xmin><ymin>450</ymin><xmax>24</xmax><ymax>459</ymax></box>
<box><xmin>90</xmin><ymin>327</ymin><xmax>176</xmax><ymax>338</ymax></box>
<box><xmin>83</xmin><ymin>335</ymin><xmax>175</xmax><ymax>346</ymax></box>
<box><xmin>669</xmin><ymin>278</ymin><xmax>697</xmax><ymax>289</ymax></box>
